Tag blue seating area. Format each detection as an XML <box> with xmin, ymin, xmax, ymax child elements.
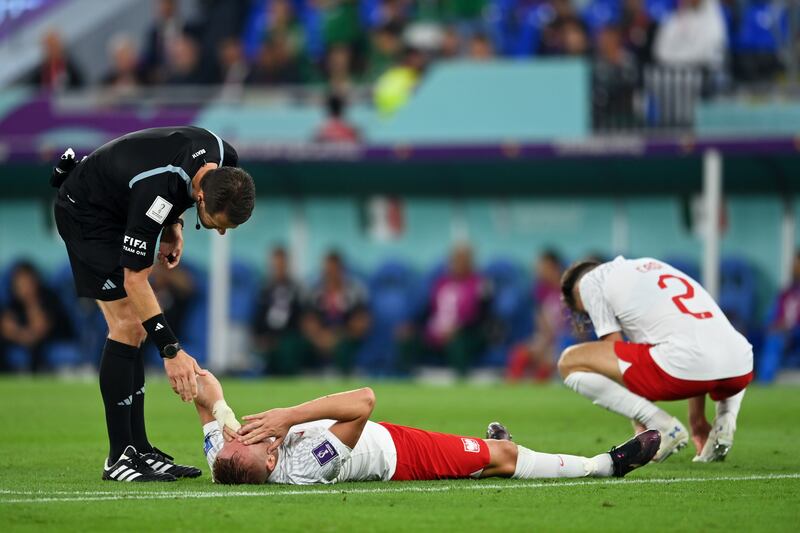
<box><xmin>2</xmin><ymin>253</ymin><xmax>790</xmax><ymax>378</ymax></box>
<box><xmin>235</xmin><ymin>0</ymin><xmax>783</xmax><ymax>63</ymax></box>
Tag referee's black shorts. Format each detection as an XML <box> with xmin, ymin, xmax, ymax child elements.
<box><xmin>54</xmin><ymin>198</ymin><xmax>127</xmax><ymax>302</ymax></box>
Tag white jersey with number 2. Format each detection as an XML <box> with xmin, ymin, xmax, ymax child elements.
<box><xmin>579</xmin><ymin>256</ymin><xmax>752</xmax><ymax>381</ymax></box>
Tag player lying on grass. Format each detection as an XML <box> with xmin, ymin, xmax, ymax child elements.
<box><xmin>193</xmin><ymin>372</ymin><xmax>660</xmax><ymax>485</ymax></box>
<box><xmin>558</xmin><ymin>256</ymin><xmax>753</xmax><ymax>464</ymax></box>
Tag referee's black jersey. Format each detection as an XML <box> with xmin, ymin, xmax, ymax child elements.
<box><xmin>59</xmin><ymin>126</ymin><xmax>238</xmax><ymax>272</ymax></box>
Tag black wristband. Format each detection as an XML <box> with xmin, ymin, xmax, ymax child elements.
<box><xmin>174</xmin><ymin>218</ymin><xmax>184</xmax><ymax>229</ymax></box>
<box><xmin>142</xmin><ymin>313</ymin><xmax>179</xmax><ymax>352</ymax></box>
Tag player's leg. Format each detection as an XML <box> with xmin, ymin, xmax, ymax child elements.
<box><xmin>480</xmin><ymin>439</ymin><xmax>612</xmax><ymax>478</ymax></box>
<box><xmin>558</xmin><ymin>342</ymin><xmax>676</xmax><ymax>433</ymax></box>
<box><xmin>480</xmin><ymin>431</ymin><xmax>661</xmax><ymax>479</ymax></box>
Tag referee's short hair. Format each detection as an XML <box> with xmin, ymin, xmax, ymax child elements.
<box><xmin>202</xmin><ymin>166</ymin><xmax>256</xmax><ymax>225</ymax></box>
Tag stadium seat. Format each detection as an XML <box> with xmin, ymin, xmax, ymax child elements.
<box><xmin>582</xmin><ymin>0</ymin><xmax>621</xmax><ymax>35</ymax></box>
<box><xmin>229</xmin><ymin>259</ymin><xmax>259</xmax><ymax>324</ymax></box>
<box><xmin>735</xmin><ymin>1</ymin><xmax>788</xmax><ymax>51</ymax></box>
<box><xmin>358</xmin><ymin>259</ymin><xmax>422</xmax><ymax>376</ymax></box>
<box><xmin>645</xmin><ymin>0</ymin><xmax>677</xmax><ymax>22</ymax></box>
<box><xmin>480</xmin><ymin>258</ymin><xmax>533</xmax><ymax>367</ymax></box>
<box><xmin>719</xmin><ymin>256</ymin><xmax>757</xmax><ymax>335</ymax></box>
<box><xmin>663</xmin><ymin>256</ymin><xmax>701</xmax><ymax>282</ymax></box>
<box><xmin>488</xmin><ymin>0</ymin><xmax>548</xmax><ymax>57</ymax></box>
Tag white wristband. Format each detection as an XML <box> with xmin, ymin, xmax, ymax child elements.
<box><xmin>212</xmin><ymin>400</ymin><xmax>241</xmax><ymax>432</ymax></box>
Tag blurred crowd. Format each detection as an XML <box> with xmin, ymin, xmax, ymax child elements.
<box><xmin>22</xmin><ymin>0</ymin><xmax>794</xmax><ymax>126</ymax></box>
<box><xmin>4</xmin><ymin>245</ymin><xmax>799</xmax><ymax>382</ymax></box>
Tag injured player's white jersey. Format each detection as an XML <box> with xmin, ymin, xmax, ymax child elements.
<box><xmin>202</xmin><ymin>419</ymin><xmax>397</xmax><ymax>485</ymax></box>
<box><xmin>579</xmin><ymin>256</ymin><xmax>752</xmax><ymax>380</ymax></box>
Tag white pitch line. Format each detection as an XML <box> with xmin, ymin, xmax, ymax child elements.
<box><xmin>1</xmin><ymin>473</ymin><xmax>798</xmax><ymax>504</ymax></box>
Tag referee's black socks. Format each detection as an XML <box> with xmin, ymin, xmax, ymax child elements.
<box><xmin>130</xmin><ymin>346</ymin><xmax>154</xmax><ymax>454</ymax></box>
<box><xmin>99</xmin><ymin>339</ymin><xmax>137</xmax><ymax>463</ymax></box>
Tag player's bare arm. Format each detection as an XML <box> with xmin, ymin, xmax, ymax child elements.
<box><xmin>238</xmin><ymin>387</ymin><xmax>376</xmax><ymax>450</ymax></box>
<box><xmin>687</xmin><ymin>395</ymin><xmax>711</xmax><ymax>453</ymax></box>
<box><xmin>194</xmin><ymin>372</ymin><xmax>240</xmax><ymax>442</ymax></box>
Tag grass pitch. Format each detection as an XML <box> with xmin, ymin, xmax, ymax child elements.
<box><xmin>1</xmin><ymin>377</ymin><xmax>798</xmax><ymax>532</ymax></box>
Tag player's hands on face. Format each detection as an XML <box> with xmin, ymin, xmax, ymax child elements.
<box><xmin>238</xmin><ymin>407</ymin><xmax>294</xmax><ymax>451</ymax></box>
<box><xmin>163</xmin><ymin>350</ymin><xmax>208</xmax><ymax>402</ymax></box>
<box><xmin>158</xmin><ymin>223</ymin><xmax>184</xmax><ymax>269</ymax></box>
<box><xmin>222</xmin><ymin>425</ymin><xmax>239</xmax><ymax>442</ymax></box>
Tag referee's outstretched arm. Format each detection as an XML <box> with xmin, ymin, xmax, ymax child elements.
<box><xmin>124</xmin><ymin>264</ymin><xmax>206</xmax><ymax>402</ymax></box>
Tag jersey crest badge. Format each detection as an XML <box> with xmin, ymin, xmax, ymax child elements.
<box><xmin>312</xmin><ymin>440</ymin><xmax>338</xmax><ymax>466</ymax></box>
<box><xmin>146</xmin><ymin>196</ymin><xmax>173</xmax><ymax>224</ymax></box>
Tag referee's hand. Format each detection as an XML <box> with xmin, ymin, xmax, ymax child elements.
<box><xmin>164</xmin><ymin>350</ymin><xmax>207</xmax><ymax>402</ymax></box>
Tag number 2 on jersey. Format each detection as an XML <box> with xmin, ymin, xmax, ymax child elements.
<box><xmin>657</xmin><ymin>274</ymin><xmax>713</xmax><ymax>320</ymax></box>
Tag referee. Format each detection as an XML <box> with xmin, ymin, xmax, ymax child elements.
<box><xmin>51</xmin><ymin>126</ymin><xmax>255</xmax><ymax>482</ymax></box>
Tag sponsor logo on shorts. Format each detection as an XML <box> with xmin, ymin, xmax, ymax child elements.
<box><xmin>312</xmin><ymin>440</ymin><xmax>338</xmax><ymax>466</ymax></box>
<box><xmin>102</xmin><ymin>279</ymin><xmax>117</xmax><ymax>291</ymax></box>
<box><xmin>462</xmin><ymin>438</ymin><xmax>481</xmax><ymax>453</ymax></box>
<box><xmin>123</xmin><ymin>235</ymin><xmax>149</xmax><ymax>256</ymax></box>
<box><xmin>192</xmin><ymin>148</ymin><xmax>207</xmax><ymax>159</ymax></box>
<box><xmin>146</xmin><ymin>196</ymin><xmax>173</xmax><ymax>224</ymax></box>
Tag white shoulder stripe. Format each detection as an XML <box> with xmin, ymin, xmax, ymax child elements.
<box><xmin>128</xmin><ymin>165</ymin><xmax>192</xmax><ymax>189</ymax></box>
<box><xmin>205</xmin><ymin>129</ymin><xmax>224</xmax><ymax>167</ymax></box>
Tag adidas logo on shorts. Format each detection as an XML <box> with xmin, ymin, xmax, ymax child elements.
<box><xmin>102</xmin><ymin>279</ymin><xmax>117</xmax><ymax>291</ymax></box>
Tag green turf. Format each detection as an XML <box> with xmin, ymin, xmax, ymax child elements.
<box><xmin>0</xmin><ymin>377</ymin><xmax>798</xmax><ymax>532</ymax></box>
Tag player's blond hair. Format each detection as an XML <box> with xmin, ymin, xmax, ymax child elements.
<box><xmin>212</xmin><ymin>452</ymin><xmax>266</xmax><ymax>485</ymax></box>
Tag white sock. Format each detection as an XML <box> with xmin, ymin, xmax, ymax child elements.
<box><xmin>564</xmin><ymin>371</ymin><xmax>674</xmax><ymax>431</ymax></box>
<box><xmin>511</xmin><ymin>446</ymin><xmax>613</xmax><ymax>479</ymax></box>
<box><xmin>716</xmin><ymin>389</ymin><xmax>745</xmax><ymax>422</ymax></box>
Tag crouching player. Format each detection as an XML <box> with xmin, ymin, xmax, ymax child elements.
<box><xmin>558</xmin><ymin>256</ymin><xmax>753</xmax><ymax>464</ymax></box>
<box><xmin>193</xmin><ymin>372</ymin><xmax>659</xmax><ymax>485</ymax></box>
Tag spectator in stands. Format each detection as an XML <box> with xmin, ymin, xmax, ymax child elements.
<box><xmin>541</xmin><ymin>16</ymin><xmax>590</xmax><ymax>57</ymax></box>
<box><xmin>424</xmin><ymin>244</ymin><xmax>491</xmax><ymax>378</ymax></box>
<box><xmin>758</xmin><ymin>251</ymin><xmax>800</xmax><ymax>382</ymax></box>
<box><xmin>301</xmin><ymin>251</ymin><xmax>371</xmax><ymax>375</ymax></box>
<box><xmin>653</xmin><ymin>0</ymin><xmax>727</xmax><ymax>72</ymax></box>
<box><xmin>0</xmin><ymin>262</ymin><xmax>73</xmax><ymax>373</ymax></box>
<box><xmin>468</xmin><ymin>32</ymin><xmax>495</xmax><ymax>60</ymax></box>
<box><xmin>506</xmin><ymin>250</ymin><xmax>568</xmax><ymax>382</ymax></box>
<box><xmin>374</xmin><ymin>46</ymin><xmax>426</xmax><ymax>117</ymax></box>
<box><xmin>315</xmin><ymin>93</ymin><xmax>360</xmax><ymax>143</ymax></box>
<box><xmin>102</xmin><ymin>34</ymin><xmax>144</xmax><ymax>94</ymax></box>
<box><xmin>27</xmin><ymin>30</ymin><xmax>84</xmax><ymax>91</ymax></box>
<box><xmin>163</xmin><ymin>32</ymin><xmax>209</xmax><ymax>85</ymax></box>
<box><xmin>373</xmin><ymin>0</ymin><xmax>412</xmax><ymax>28</ymax></box>
<box><xmin>150</xmin><ymin>263</ymin><xmax>196</xmax><ymax>343</ymax></box>
<box><xmin>439</xmin><ymin>26</ymin><xmax>463</xmax><ymax>59</ymax></box>
<box><xmin>324</xmin><ymin>44</ymin><xmax>355</xmax><ymax>94</ymax></box>
<box><xmin>247</xmin><ymin>35</ymin><xmax>304</xmax><ymax>85</ymax></box>
<box><xmin>592</xmin><ymin>25</ymin><xmax>639</xmax><ymax>129</ymax></box>
<box><xmin>141</xmin><ymin>0</ymin><xmax>187</xmax><ymax>84</ymax></box>
<box><xmin>366</xmin><ymin>22</ymin><xmax>404</xmax><ymax>82</ymax></box>
<box><xmin>216</xmin><ymin>37</ymin><xmax>250</xmax><ymax>97</ymax></box>
<box><xmin>251</xmin><ymin>247</ymin><xmax>307</xmax><ymax>375</ymax></box>
<box><xmin>620</xmin><ymin>0</ymin><xmax>657</xmax><ymax>68</ymax></box>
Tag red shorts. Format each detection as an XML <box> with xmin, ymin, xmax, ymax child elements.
<box><xmin>379</xmin><ymin>422</ymin><xmax>491</xmax><ymax>481</ymax></box>
<box><xmin>614</xmin><ymin>342</ymin><xmax>753</xmax><ymax>402</ymax></box>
